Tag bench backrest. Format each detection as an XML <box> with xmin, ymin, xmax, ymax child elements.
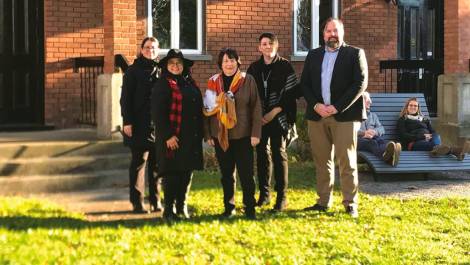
<box><xmin>369</xmin><ymin>93</ymin><xmax>429</xmax><ymax>142</ymax></box>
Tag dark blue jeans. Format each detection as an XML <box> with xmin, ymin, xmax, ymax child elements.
<box><xmin>409</xmin><ymin>133</ymin><xmax>441</xmax><ymax>151</ymax></box>
<box><xmin>357</xmin><ymin>136</ymin><xmax>387</xmax><ymax>158</ymax></box>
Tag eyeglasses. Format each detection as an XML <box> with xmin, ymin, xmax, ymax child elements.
<box><xmin>143</xmin><ymin>46</ymin><xmax>158</xmax><ymax>50</ymax></box>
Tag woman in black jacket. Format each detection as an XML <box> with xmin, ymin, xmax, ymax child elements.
<box><xmin>120</xmin><ymin>37</ymin><xmax>162</xmax><ymax>213</ymax></box>
<box><xmin>152</xmin><ymin>49</ymin><xmax>203</xmax><ymax>221</ymax></box>
<box><xmin>397</xmin><ymin>97</ymin><xmax>468</xmax><ymax>160</ymax></box>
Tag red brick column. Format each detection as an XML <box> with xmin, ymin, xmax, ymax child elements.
<box><xmin>341</xmin><ymin>0</ymin><xmax>398</xmax><ymax>92</ymax></box>
<box><xmin>444</xmin><ymin>0</ymin><xmax>470</xmax><ymax>74</ymax></box>
<box><xmin>103</xmin><ymin>0</ymin><xmax>137</xmax><ymax>73</ymax></box>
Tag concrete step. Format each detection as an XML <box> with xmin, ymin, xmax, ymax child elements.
<box><xmin>0</xmin><ymin>140</ymin><xmax>128</xmax><ymax>159</ymax></box>
<box><xmin>0</xmin><ymin>153</ymin><xmax>130</xmax><ymax>176</ymax></box>
<box><xmin>0</xmin><ymin>169</ymin><xmax>128</xmax><ymax>195</ymax></box>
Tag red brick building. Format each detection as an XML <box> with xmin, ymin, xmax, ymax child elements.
<box><xmin>1</xmin><ymin>0</ymin><xmax>469</xmax><ymax>129</ymax></box>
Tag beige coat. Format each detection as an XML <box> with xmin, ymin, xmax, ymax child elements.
<box><xmin>203</xmin><ymin>73</ymin><xmax>262</xmax><ymax>140</ymax></box>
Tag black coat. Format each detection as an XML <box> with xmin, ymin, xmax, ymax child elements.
<box><xmin>120</xmin><ymin>56</ymin><xmax>158</xmax><ymax>148</ymax></box>
<box><xmin>152</xmin><ymin>75</ymin><xmax>204</xmax><ymax>174</ymax></box>
<box><xmin>397</xmin><ymin>116</ymin><xmax>435</xmax><ymax>148</ymax></box>
<box><xmin>301</xmin><ymin>43</ymin><xmax>368</xmax><ymax>122</ymax></box>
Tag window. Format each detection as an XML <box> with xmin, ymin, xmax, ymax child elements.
<box><xmin>293</xmin><ymin>0</ymin><xmax>340</xmax><ymax>55</ymax></box>
<box><xmin>149</xmin><ymin>0</ymin><xmax>203</xmax><ymax>54</ymax></box>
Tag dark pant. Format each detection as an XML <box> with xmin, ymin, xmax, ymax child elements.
<box><xmin>129</xmin><ymin>146</ymin><xmax>162</xmax><ymax>206</ymax></box>
<box><xmin>162</xmin><ymin>171</ymin><xmax>193</xmax><ymax>213</ymax></box>
<box><xmin>410</xmin><ymin>133</ymin><xmax>441</xmax><ymax>151</ymax></box>
<box><xmin>256</xmin><ymin>121</ymin><xmax>288</xmax><ymax>199</ymax></box>
<box><xmin>214</xmin><ymin>137</ymin><xmax>256</xmax><ymax>211</ymax></box>
<box><xmin>357</xmin><ymin>136</ymin><xmax>387</xmax><ymax>158</ymax></box>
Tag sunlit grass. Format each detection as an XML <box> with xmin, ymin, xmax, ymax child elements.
<box><xmin>1</xmin><ymin>162</ymin><xmax>469</xmax><ymax>264</ymax></box>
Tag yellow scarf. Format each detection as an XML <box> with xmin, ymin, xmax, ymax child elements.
<box><xmin>204</xmin><ymin>71</ymin><xmax>245</xmax><ymax>151</ymax></box>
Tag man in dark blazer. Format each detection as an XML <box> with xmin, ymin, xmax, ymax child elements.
<box><xmin>300</xmin><ymin>18</ymin><xmax>368</xmax><ymax>218</ymax></box>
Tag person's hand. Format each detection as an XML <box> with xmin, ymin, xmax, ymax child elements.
<box><xmin>251</xmin><ymin>137</ymin><xmax>260</xmax><ymax>147</ymax></box>
<box><xmin>363</xmin><ymin>130</ymin><xmax>373</xmax><ymax>139</ymax></box>
<box><xmin>364</xmin><ymin>129</ymin><xmax>376</xmax><ymax>139</ymax></box>
<box><xmin>123</xmin><ymin>125</ymin><xmax>132</xmax><ymax>137</ymax></box>
<box><xmin>166</xmin><ymin>136</ymin><xmax>179</xmax><ymax>150</ymax></box>
<box><xmin>424</xmin><ymin>134</ymin><xmax>432</xmax><ymax>141</ymax></box>
<box><xmin>314</xmin><ymin>104</ymin><xmax>331</xmax><ymax>118</ymax></box>
<box><xmin>262</xmin><ymin>107</ymin><xmax>282</xmax><ymax>125</ymax></box>
<box><xmin>325</xmin><ymin>105</ymin><xmax>338</xmax><ymax>115</ymax></box>
<box><xmin>206</xmin><ymin>138</ymin><xmax>215</xmax><ymax>147</ymax></box>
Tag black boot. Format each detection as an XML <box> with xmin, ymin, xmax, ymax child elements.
<box><xmin>245</xmin><ymin>207</ymin><xmax>257</xmax><ymax>220</ymax></box>
<box><xmin>256</xmin><ymin>194</ymin><xmax>271</xmax><ymax>207</ymax></box>
<box><xmin>272</xmin><ymin>193</ymin><xmax>287</xmax><ymax>212</ymax></box>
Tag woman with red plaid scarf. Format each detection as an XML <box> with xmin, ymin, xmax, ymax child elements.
<box><xmin>152</xmin><ymin>49</ymin><xmax>204</xmax><ymax>221</ymax></box>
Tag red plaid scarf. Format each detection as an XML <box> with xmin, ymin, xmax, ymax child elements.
<box><xmin>166</xmin><ymin>78</ymin><xmax>182</xmax><ymax>158</ymax></box>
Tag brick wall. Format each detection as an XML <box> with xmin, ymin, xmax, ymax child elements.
<box><xmin>444</xmin><ymin>0</ymin><xmax>470</xmax><ymax>73</ymax></box>
<box><xmin>341</xmin><ymin>0</ymin><xmax>398</xmax><ymax>92</ymax></box>
<box><xmin>154</xmin><ymin>0</ymin><xmax>397</xmax><ymax>92</ymax></box>
<box><xmin>103</xmin><ymin>0</ymin><xmax>137</xmax><ymax>73</ymax></box>
<box><xmin>43</xmin><ymin>0</ymin><xmax>399</xmax><ymax>128</ymax></box>
<box><xmin>186</xmin><ymin>0</ymin><xmax>295</xmax><ymax>88</ymax></box>
<box><xmin>44</xmin><ymin>0</ymin><xmax>103</xmax><ymax>127</ymax></box>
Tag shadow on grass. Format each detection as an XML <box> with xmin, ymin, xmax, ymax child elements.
<box><xmin>0</xmin><ymin>207</ymin><xmax>341</xmax><ymax>231</ymax></box>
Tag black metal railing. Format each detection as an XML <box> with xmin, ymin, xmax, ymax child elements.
<box><xmin>379</xmin><ymin>59</ymin><xmax>443</xmax><ymax>117</ymax></box>
<box><xmin>73</xmin><ymin>55</ymin><xmax>129</xmax><ymax>125</ymax></box>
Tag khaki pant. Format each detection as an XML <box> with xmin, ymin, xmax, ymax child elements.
<box><xmin>307</xmin><ymin>117</ymin><xmax>360</xmax><ymax>208</ymax></box>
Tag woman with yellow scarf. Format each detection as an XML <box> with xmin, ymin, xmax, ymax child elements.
<box><xmin>203</xmin><ymin>48</ymin><xmax>262</xmax><ymax>220</ymax></box>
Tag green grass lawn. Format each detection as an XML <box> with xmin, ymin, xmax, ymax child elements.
<box><xmin>1</xmin><ymin>162</ymin><xmax>469</xmax><ymax>264</ymax></box>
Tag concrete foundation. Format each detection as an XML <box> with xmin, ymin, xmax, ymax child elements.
<box><xmin>436</xmin><ymin>74</ymin><xmax>470</xmax><ymax>146</ymax></box>
<box><xmin>96</xmin><ymin>73</ymin><xmax>123</xmax><ymax>140</ymax></box>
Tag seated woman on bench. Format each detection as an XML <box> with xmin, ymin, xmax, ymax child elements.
<box><xmin>397</xmin><ymin>97</ymin><xmax>469</xmax><ymax>161</ymax></box>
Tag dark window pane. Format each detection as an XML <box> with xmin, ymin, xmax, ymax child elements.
<box><xmin>0</xmin><ymin>0</ymin><xmax>4</xmax><ymax>53</ymax></box>
<box><xmin>152</xmin><ymin>0</ymin><xmax>171</xmax><ymax>49</ymax></box>
<box><xmin>319</xmin><ymin>0</ymin><xmax>332</xmax><ymax>46</ymax></box>
<box><xmin>297</xmin><ymin>0</ymin><xmax>311</xmax><ymax>52</ymax></box>
<box><xmin>410</xmin><ymin>7</ymin><xmax>418</xmax><ymax>59</ymax></box>
<box><xmin>0</xmin><ymin>74</ymin><xmax>3</xmax><ymax>108</ymax></box>
<box><xmin>179</xmin><ymin>0</ymin><xmax>197</xmax><ymax>49</ymax></box>
<box><xmin>24</xmin><ymin>0</ymin><xmax>29</xmax><ymax>54</ymax></box>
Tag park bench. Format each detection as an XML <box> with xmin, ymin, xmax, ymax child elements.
<box><xmin>357</xmin><ymin>93</ymin><xmax>470</xmax><ymax>181</ymax></box>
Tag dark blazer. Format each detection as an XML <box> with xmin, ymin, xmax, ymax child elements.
<box><xmin>152</xmin><ymin>75</ymin><xmax>204</xmax><ymax>174</ymax></box>
<box><xmin>301</xmin><ymin>43</ymin><xmax>368</xmax><ymax>122</ymax></box>
<box><xmin>120</xmin><ymin>56</ymin><xmax>158</xmax><ymax>148</ymax></box>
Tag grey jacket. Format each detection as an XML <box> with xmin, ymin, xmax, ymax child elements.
<box><xmin>358</xmin><ymin>111</ymin><xmax>385</xmax><ymax>137</ymax></box>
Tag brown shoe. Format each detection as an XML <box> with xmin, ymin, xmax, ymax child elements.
<box><xmin>391</xmin><ymin>142</ymin><xmax>401</xmax><ymax>167</ymax></box>
<box><xmin>383</xmin><ymin>141</ymin><xmax>395</xmax><ymax>162</ymax></box>
<box><xmin>450</xmin><ymin>142</ymin><xmax>470</xmax><ymax>161</ymax></box>
<box><xmin>430</xmin><ymin>145</ymin><xmax>451</xmax><ymax>157</ymax></box>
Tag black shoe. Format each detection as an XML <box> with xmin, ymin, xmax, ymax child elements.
<box><xmin>345</xmin><ymin>205</ymin><xmax>359</xmax><ymax>218</ymax></box>
<box><xmin>162</xmin><ymin>210</ymin><xmax>180</xmax><ymax>222</ymax></box>
<box><xmin>220</xmin><ymin>209</ymin><xmax>236</xmax><ymax>219</ymax></box>
<box><xmin>303</xmin><ymin>204</ymin><xmax>328</xmax><ymax>212</ymax></box>
<box><xmin>245</xmin><ymin>208</ymin><xmax>257</xmax><ymax>220</ymax></box>
<box><xmin>176</xmin><ymin>205</ymin><xmax>190</xmax><ymax>219</ymax></box>
<box><xmin>150</xmin><ymin>200</ymin><xmax>163</xmax><ymax>212</ymax></box>
<box><xmin>256</xmin><ymin>195</ymin><xmax>271</xmax><ymax>207</ymax></box>
<box><xmin>272</xmin><ymin>197</ymin><xmax>287</xmax><ymax>212</ymax></box>
<box><xmin>132</xmin><ymin>202</ymin><xmax>148</xmax><ymax>214</ymax></box>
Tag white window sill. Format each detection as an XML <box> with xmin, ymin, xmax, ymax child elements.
<box><xmin>290</xmin><ymin>55</ymin><xmax>307</xmax><ymax>62</ymax></box>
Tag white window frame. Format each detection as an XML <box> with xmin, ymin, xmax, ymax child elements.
<box><xmin>293</xmin><ymin>0</ymin><xmax>339</xmax><ymax>56</ymax></box>
<box><xmin>148</xmin><ymin>0</ymin><xmax>203</xmax><ymax>54</ymax></box>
